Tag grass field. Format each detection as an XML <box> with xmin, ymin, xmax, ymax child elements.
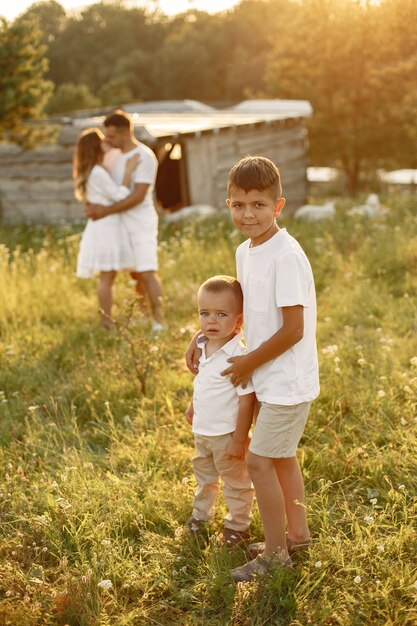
<box><xmin>0</xmin><ymin>195</ymin><xmax>416</xmax><ymax>625</ymax></box>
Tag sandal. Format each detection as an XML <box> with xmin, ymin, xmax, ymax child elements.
<box><xmin>248</xmin><ymin>536</ymin><xmax>312</xmax><ymax>558</ymax></box>
<box><xmin>231</xmin><ymin>554</ymin><xmax>293</xmax><ymax>583</ymax></box>
<box><xmin>222</xmin><ymin>528</ymin><xmax>250</xmax><ymax>549</ymax></box>
<box><xmin>186</xmin><ymin>517</ymin><xmax>206</xmax><ymax>534</ymax></box>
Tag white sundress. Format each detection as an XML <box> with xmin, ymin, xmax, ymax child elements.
<box><xmin>76</xmin><ymin>165</ymin><xmax>135</xmax><ymax>278</ymax></box>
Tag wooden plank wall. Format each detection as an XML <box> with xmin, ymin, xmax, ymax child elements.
<box><xmin>186</xmin><ymin>120</ymin><xmax>308</xmax><ymax>214</ymax></box>
<box><xmin>0</xmin><ymin>134</ymin><xmax>82</xmax><ymax>223</ymax></box>
<box><xmin>0</xmin><ymin>119</ymin><xmax>308</xmax><ymax>223</ymax></box>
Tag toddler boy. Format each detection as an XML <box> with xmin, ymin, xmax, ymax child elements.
<box><xmin>185</xmin><ymin>275</ymin><xmax>256</xmax><ymax>547</ymax></box>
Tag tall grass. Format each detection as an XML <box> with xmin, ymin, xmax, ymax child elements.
<box><xmin>0</xmin><ymin>196</ymin><xmax>416</xmax><ymax>625</ymax></box>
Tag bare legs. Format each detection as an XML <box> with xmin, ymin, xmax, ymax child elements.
<box><xmin>97</xmin><ymin>270</ymin><xmax>164</xmax><ymax>328</ymax></box>
<box><xmin>130</xmin><ymin>271</ymin><xmax>164</xmax><ymax>325</ymax></box>
<box><xmin>274</xmin><ymin>456</ymin><xmax>310</xmax><ymax>543</ymax></box>
<box><xmin>98</xmin><ymin>271</ymin><xmax>116</xmax><ymax>328</ymax></box>
<box><xmin>246</xmin><ymin>452</ymin><xmax>310</xmax><ymax>560</ymax></box>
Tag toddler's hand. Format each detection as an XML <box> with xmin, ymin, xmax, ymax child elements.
<box><xmin>185</xmin><ymin>403</ymin><xmax>194</xmax><ymax>425</ymax></box>
<box><xmin>227</xmin><ymin>439</ymin><xmax>245</xmax><ymax>461</ymax></box>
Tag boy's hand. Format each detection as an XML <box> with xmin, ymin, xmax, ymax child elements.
<box><xmin>221</xmin><ymin>354</ymin><xmax>254</xmax><ymax>388</ymax></box>
<box><xmin>185</xmin><ymin>403</ymin><xmax>194</xmax><ymax>425</ymax></box>
<box><xmin>185</xmin><ymin>340</ymin><xmax>201</xmax><ymax>375</ymax></box>
<box><xmin>227</xmin><ymin>439</ymin><xmax>246</xmax><ymax>460</ymax></box>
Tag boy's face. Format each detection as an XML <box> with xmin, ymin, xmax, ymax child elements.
<box><xmin>227</xmin><ymin>187</ymin><xmax>285</xmax><ymax>247</ymax></box>
<box><xmin>198</xmin><ymin>288</ymin><xmax>242</xmax><ymax>343</ymax></box>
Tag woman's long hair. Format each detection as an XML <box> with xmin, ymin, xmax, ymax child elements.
<box><xmin>73</xmin><ymin>128</ymin><xmax>104</xmax><ymax>201</ymax></box>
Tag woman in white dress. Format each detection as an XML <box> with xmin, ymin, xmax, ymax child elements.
<box><xmin>73</xmin><ymin>127</ymin><xmax>138</xmax><ymax>327</ymax></box>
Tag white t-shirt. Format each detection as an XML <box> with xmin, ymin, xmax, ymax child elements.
<box><xmin>106</xmin><ymin>144</ymin><xmax>158</xmax><ymax>222</ymax></box>
<box><xmin>192</xmin><ymin>332</ymin><xmax>255</xmax><ymax>436</ymax></box>
<box><xmin>236</xmin><ymin>228</ymin><xmax>320</xmax><ymax>405</ymax></box>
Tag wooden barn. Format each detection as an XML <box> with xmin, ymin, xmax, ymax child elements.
<box><xmin>0</xmin><ymin>99</ymin><xmax>312</xmax><ymax>223</ymax></box>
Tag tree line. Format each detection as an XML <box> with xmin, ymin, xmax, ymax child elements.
<box><xmin>1</xmin><ymin>0</ymin><xmax>416</xmax><ymax>192</ymax></box>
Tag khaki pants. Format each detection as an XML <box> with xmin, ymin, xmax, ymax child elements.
<box><xmin>192</xmin><ymin>433</ymin><xmax>254</xmax><ymax>532</ymax></box>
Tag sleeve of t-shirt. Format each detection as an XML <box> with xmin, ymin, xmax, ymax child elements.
<box><xmin>132</xmin><ymin>150</ymin><xmax>157</xmax><ymax>185</ymax></box>
<box><xmin>275</xmin><ymin>251</ymin><xmax>311</xmax><ymax>308</ymax></box>
<box><xmin>236</xmin><ymin>380</ymin><xmax>255</xmax><ymax>396</ymax></box>
<box><xmin>91</xmin><ymin>167</ymin><xmax>131</xmax><ymax>202</ymax></box>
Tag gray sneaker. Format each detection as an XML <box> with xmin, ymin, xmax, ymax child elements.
<box><xmin>231</xmin><ymin>554</ymin><xmax>293</xmax><ymax>583</ymax></box>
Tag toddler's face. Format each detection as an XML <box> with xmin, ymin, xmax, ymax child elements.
<box><xmin>227</xmin><ymin>187</ymin><xmax>285</xmax><ymax>247</ymax></box>
<box><xmin>198</xmin><ymin>289</ymin><xmax>242</xmax><ymax>343</ymax></box>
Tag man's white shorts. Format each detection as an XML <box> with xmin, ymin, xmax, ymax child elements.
<box><xmin>249</xmin><ymin>401</ymin><xmax>311</xmax><ymax>458</ymax></box>
<box><xmin>124</xmin><ymin>212</ymin><xmax>158</xmax><ymax>272</ymax></box>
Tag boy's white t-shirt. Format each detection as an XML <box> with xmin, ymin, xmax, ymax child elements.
<box><xmin>236</xmin><ymin>228</ymin><xmax>320</xmax><ymax>405</ymax></box>
<box><xmin>192</xmin><ymin>332</ymin><xmax>254</xmax><ymax>436</ymax></box>
<box><xmin>105</xmin><ymin>145</ymin><xmax>158</xmax><ymax>222</ymax></box>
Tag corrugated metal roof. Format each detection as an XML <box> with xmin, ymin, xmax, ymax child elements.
<box><xmin>74</xmin><ymin>109</ymin><xmax>307</xmax><ymax>140</ymax></box>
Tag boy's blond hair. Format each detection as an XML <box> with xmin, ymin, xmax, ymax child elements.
<box><xmin>227</xmin><ymin>156</ymin><xmax>282</xmax><ymax>200</ymax></box>
<box><xmin>198</xmin><ymin>275</ymin><xmax>243</xmax><ymax>312</ymax></box>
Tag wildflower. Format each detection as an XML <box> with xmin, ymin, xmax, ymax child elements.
<box><xmin>377</xmin><ymin>545</ymin><xmax>385</xmax><ymax>553</ymax></box>
<box><xmin>364</xmin><ymin>516</ymin><xmax>374</xmax><ymax>524</ymax></box>
<box><xmin>410</xmin><ymin>356</ymin><xmax>417</xmax><ymax>368</ymax></box>
<box><xmin>149</xmin><ymin>345</ymin><xmax>159</xmax><ymax>352</ymax></box>
<box><xmin>377</xmin><ymin>390</ymin><xmax>386</xmax><ymax>399</ymax></box>
<box><xmin>400</xmin><ymin>417</ymin><xmax>407</xmax><ymax>426</ymax></box>
<box><xmin>101</xmin><ymin>539</ymin><xmax>111</xmax><ymax>547</ymax></box>
<box><xmin>97</xmin><ymin>580</ymin><xmax>113</xmax><ymax>590</ymax></box>
<box><xmin>398</xmin><ymin>484</ymin><xmax>406</xmax><ymax>491</ymax></box>
<box><xmin>357</xmin><ymin>358</ymin><xmax>366</xmax><ymax>367</ymax></box>
<box><xmin>322</xmin><ymin>345</ymin><xmax>338</xmax><ymax>355</ymax></box>
<box><xmin>181</xmin><ymin>477</ymin><xmax>189</xmax><ymax>485</ymax></box>
<box><xmin>335</xmin><ymin>367</ymin><xmax>341</xmax><ymax>374</ymax></box>
<box><xmin>375</xmin><ymin>579</ymin><xmax>381</xmax><ymax>585</ymax></box>
<box><xmin>354</xmin><ymin>576</ymin><xmax>361</xmax><ymax>584</ymax></box>
<box><xmin>370</xmin><ymin>498</ymin><xmax>378</xmax><ymax>505</ymax></box>
<box><xmin>315</xmin><ymin>561</ymin><xmax>322</xmax><ymax>568</ymax></box>
<box><xmin>28</xmin><ymin>405</ymin><xmax>39</xmax><ymax>411</ymax></box>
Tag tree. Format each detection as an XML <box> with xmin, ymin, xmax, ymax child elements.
<box><xmin>0</xmin><ymin>17</ymin><xmax>54</xmax><ymax>147</ymax></box>
<box><xmin>46</xmin><ymin>83</ymin><xmax>101</xmax><ymax>114</ymax></box>
<box><xmin>263</xmin><ymin>0</ymin><xmax>417</xmax><ymax>193</ymax></box>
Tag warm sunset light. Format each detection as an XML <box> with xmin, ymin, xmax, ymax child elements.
<box><xmin>1</xmin><ymin>0</ymin><xmax>239</xmax><ymax>21</ymax></box>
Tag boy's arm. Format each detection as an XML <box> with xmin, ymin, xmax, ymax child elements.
<box><xmin>222</xmin><ymin>305</ymin><xmax>304</xmax><ymax>387</ymax></box>
<box><xmin>185</xmin><ymin>331</ymin><xmax>202</xmax><ymax>374</ymax></box>
<box><xmin>85</xmin><ymin>183</ymin><xmax>150</xmax><ymax>220</ymax></box>
<box><xmin>227</xmin><ymin>392</ymin><xmax>256</xmax><ymax>460</ymax></box>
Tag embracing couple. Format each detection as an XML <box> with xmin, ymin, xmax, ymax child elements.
<box><xmin>73</xmin><ymin>110</ymin><xmax>164</xmax><ymax>332</ymax></box>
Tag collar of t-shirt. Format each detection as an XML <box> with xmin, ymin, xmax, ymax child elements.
<box><xmin>197</xmin><ymin>330</ymin><xmax>244</xmax><ymax>363</ymax></box>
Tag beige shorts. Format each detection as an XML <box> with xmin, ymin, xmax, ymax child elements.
<box><xmin>249</xmin><ymin>401</ymin><xmax>311</xmax><ymax>458</ymax></box>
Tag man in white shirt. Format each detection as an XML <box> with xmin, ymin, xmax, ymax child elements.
<box><xmin>85</xmin><ymin>110</ymin><xmax>163</xmax><ymax>331</ymax></box>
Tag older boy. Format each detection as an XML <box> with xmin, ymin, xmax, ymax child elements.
<box><xmin>85</xmin><ymin>110</ymin><xmax>164</xmax><ymax>332</ymax></box>
<box><xmin>186</xmin><ymin>156</ymin><xmax>319</xmax><ymax>581</ymax></box>
<box><xmin>185</xmin><ymin>276</ymin><xmax>255</xmax><ymax>547</ymax></box>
